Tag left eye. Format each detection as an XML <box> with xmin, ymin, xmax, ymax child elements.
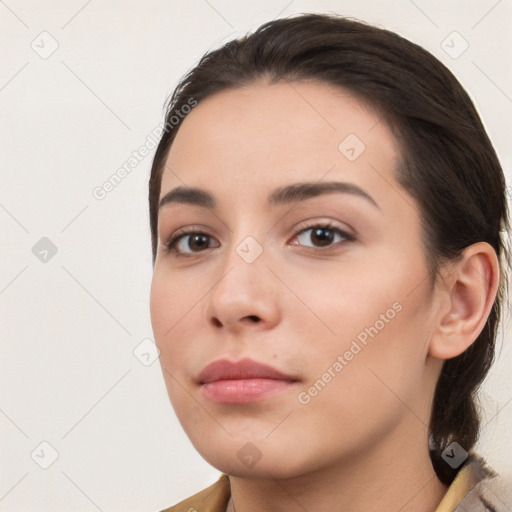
<box><xmin>292</xmin><ymin>225</ymin><xmax>353</xmax><ymax>248</ymax></box>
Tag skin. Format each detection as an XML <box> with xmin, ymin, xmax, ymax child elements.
<box><xmin>150</xmin><ymin>81</ymin><xmax>499</xmax><ymax>512</ymax></box>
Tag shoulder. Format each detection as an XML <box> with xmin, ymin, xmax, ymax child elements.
<box><xmin>439</xmin><ymin>453</ymin><xmax>512</xmax><ymax>512</ymax></box>
<box><xmin>458</xmin><ymin>454</ymin><xmax>512</xmax><ymax>511</ymax></box>
<box><xmin>158</xmin><ymin>474</ymin><xmax>231</xmax><ymax>512</ymax></box>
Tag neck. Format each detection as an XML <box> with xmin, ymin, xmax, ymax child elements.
<box><xmin>225</xmin><ymin>430</ymin><xmax>447</xmax><ymax>512</ymax></box>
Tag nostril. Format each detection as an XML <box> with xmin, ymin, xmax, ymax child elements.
<box><xmin>210</xmin><ymin>315</ymin><xmax>261</xmax><ymax>327</ymax></box>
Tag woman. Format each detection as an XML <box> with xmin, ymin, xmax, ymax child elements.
<box><xmin>148</xmin><ymin>13</ymin><xmax>510</xmax><ymax>512</ymax></box>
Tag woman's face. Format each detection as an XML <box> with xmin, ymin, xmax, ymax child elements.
<box><xmin>150</xmin><ymin>81</ymin><xmax>443</xmax><ymax>478</ymax></box>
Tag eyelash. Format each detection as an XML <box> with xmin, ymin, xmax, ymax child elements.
<box><xmin>162</xmin><ymin>222</ymin><xmax>355</xmax><ymax>257</ymax></box>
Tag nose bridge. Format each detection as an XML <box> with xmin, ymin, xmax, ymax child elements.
<box><xmin>206</xmin><ymin>230</ymin><xmax>280</xmax><ymax>329</ymax></box>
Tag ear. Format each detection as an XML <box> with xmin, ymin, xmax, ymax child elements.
<box><xmin>428</xmin><ymin>242</ymin><xmax>500</xmax><ymax>360</ymax></box>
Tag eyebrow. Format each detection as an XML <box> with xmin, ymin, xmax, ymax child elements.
<box><xmin>158</xmin><ymin>181</ymin><xmax>380</xmax><ymax>211</ymax></box>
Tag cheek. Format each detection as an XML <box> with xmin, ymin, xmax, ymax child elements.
<box><xmin>150</xmin><ymin>265</ymin><xmax>201</xmax><ymax>333</ymax></box>
<box><xmin>298</xmin><ymin>250</ymin><xmax>433</xmax><ymax>388</ymax></box>
<box><xmin>150</xmin><ymin>271</ymin><xmax>172</xmax><ymax>343</ymax></box>
<box><xmin>150</xmin><ymin>269</ymin><xmax>192</xmax><ymax>368</ymax></box>
<box><xmin>150</xmin><ymin>273</ymin><xmax>201</xmax><ymax>420</ymax></box>
<box><xmin>292</xmin><ymin>264</ymin><xmax>399</xmax><ymax>342</ymax></box>
<box><xmin>290</xmin><ymin>296</ymin><xmax>433</xmax><ymax>454</ymax></box>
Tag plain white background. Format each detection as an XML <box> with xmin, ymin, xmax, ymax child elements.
<box><xmin>1</xmin><ymin>1</ymin><xmax>511</xmax><ymax>510</ymax></box>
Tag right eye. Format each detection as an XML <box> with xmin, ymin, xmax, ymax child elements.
<box><xmin>163</xmin><ymin>229</ymin><xmax>220</xmax><ymax>256</ymax></box>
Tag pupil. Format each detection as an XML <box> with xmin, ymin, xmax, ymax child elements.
<box><xmin>312</xmin><ymin>228</ymin><xmax>333</xmax><ymax>246</ymax></box>
<box><xmin>190</xmin><ymin>234</ymin><xmax>209</xmax><ymax>251</ymax></box>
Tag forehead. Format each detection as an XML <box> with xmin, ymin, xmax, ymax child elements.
<box><xmin>159</xmin><ymin>81</ymin><xmax>403</xmax><ymax>210</ymax></box>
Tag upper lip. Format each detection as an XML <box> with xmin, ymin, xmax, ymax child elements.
<box><xmin>197</xmin><ymin>358</ymin><xmax>298</xmax><ymax>384</ymax></box>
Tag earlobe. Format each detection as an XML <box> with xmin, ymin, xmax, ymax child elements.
<box><xmin>428</xmin><ymin>242</ymin><xmax>500</xmax><ymax>360</ymax></box>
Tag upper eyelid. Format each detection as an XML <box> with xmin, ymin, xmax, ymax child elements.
<box><xmin>294</xmin><ymin>219</ymin><xmax>353</xmax><ymax>235</ymax></box>
<box><xmin>166</xmin><ymin>221</ymin><xmax>351</xmax><ymax>242</ymax></box>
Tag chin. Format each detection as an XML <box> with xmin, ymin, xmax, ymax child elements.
<box><xmin>190</xmin><ymin>435</ymin><xmax>317</xmax><ymax>480</ymax></box>
<box><xmin>207</xmin><ymin>456</ymin><xmax>307</xmax><ymax>480</ymax></box>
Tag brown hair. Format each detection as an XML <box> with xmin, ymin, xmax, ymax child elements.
<box><xmin>148</xmin><ymin>13</ymin><xmax>510</xmax><ymax>484</ymax></box>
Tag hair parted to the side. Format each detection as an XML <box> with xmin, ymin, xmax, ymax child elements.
<box><xmin>148</xmin><ymin>13</ymin><xmax>510</xmax><ymax>485</ymax></box>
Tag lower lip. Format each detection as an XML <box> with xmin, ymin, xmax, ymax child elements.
<box><xmin>201</xmin><ymin>378</ymin><xmax>295</xmax><ymax>404</ymax></box>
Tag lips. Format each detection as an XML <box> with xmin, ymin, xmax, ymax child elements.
<box><xmin>197</xmin><ymin>358</ymin><xmax>297</xmax><ymax>383</ymax></box>
<box><xmin>197</xmin><ymin>358</ymin><xmax>299</xmax><ymax>404</ymax></box>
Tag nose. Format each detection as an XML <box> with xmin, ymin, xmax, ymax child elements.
<box><xmin>206</xmin><ymin>241</ymin><xmax>281</xmax><ymax>332</ymax></box>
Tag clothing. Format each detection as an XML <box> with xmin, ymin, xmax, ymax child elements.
<box><xmin>159</xmin><ymin>454</ymin><xmax>511</xmax><ymax>512</ymax></box>
<box><xmin>435</xmin><ymin>454</ymin><xmax>511</xmax><ymax>512</ymax></box>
